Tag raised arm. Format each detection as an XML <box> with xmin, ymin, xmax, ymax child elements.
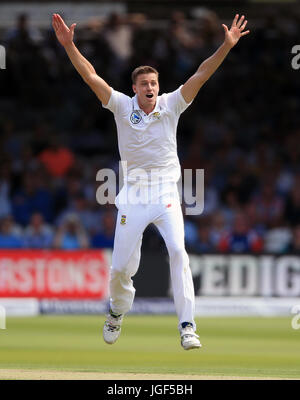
<box><xmin>181</xmin><ymin>14</ymin><xmax>250</xmax><ymax>103</ymax></box>
<box><xmin>52</xmin><ymin>13</ymin><xmax>111</xmax><ymax>105</ymax></box>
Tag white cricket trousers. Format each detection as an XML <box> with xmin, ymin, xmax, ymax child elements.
<box><xmin>109</xmin><ymin>185</ymin><xmax>196</xmax><ymax>331</ymax></box>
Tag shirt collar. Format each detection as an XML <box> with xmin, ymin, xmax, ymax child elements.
<box><xmin>133</xmin><ymin>94</ymin><xmax>161</xmax><ymax>115</ymax></box>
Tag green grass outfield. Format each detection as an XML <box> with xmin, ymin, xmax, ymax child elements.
<box><xmin>0</xmin><ymin>315</ymin><xmax>300</xmax><ymax>379</ymax></box>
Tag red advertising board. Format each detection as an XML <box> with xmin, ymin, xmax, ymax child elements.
<box><xmin>0</xmin><ymin>250</ymin><xmax>110</xmax><ymax>299</ymax></box>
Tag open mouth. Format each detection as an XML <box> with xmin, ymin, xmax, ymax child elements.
<box><xmin>146</xmin><ymin>94</ymin><xmax>153</xmax><ymax>98</ymax></box>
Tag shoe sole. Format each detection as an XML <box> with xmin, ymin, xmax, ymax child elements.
<box><xmin>103</xmin><ymin>332</ymin><xmax>120</xmax><ymax>344</ymax></box>
<box><xmin>103</xmin><ymin>336</ymin><xmax>119</xmax><ymax>344</ymax></box>
<box><xmin>182</xmin><ymin>343</ymin><xmax>202</xmax><ymax>350</ymax></box>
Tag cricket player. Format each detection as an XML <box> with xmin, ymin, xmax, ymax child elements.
<box><xmin>52</xmin><ymin>13</ymin><xmax>249</xmax><ymax>350</ymax></box>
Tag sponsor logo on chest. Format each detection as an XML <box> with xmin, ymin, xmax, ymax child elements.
<box><xmin>130</xmin><ymin>109</ymin><xmax>163</xmax><ymax>126</ymax></box>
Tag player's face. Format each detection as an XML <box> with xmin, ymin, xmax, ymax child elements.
<box><xmin>133</xmin><ymin>73</ymin><xmax>159</xmax><ymax>109</ymax></box>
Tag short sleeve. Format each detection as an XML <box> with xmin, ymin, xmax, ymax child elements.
<box><xmin>102</xmin><ymin>88</ymin><xmax>131</xmax><ymax>116</ymax></box>
<box><xmin>164</xmin><ymin>85</ymin><xmax>193</xmax><ymax>116</ymax></box>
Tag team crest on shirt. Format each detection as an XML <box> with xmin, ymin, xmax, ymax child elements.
<box><xmin>120</xmin><ymin>215</ymin><xmax>127</xmax><ymax>225</ymax></box>
<box><xmin>130</xmin><ymin>111</ymin><xmax>142</xmax><ymax>124</ymax></box>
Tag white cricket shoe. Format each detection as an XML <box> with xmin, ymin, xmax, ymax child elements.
<box><xmin>103</xmin><ymin>312</ymin><xmax>123</xmax><ymax>344</ymax></box>
<box><xmin>180</xmin><ymin>324</ymin><xmax>202</xmax><ymax>350</ymax></box>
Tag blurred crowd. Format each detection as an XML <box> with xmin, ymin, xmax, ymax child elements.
<box><xmin>0</xmin><ymin>8</ymin><xmax>300</xmax><ymax>253</ymax></box>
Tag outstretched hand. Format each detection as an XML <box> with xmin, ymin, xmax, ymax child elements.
<box><xmin>222</xmin><ymin>14</ymin><xmax>250</xmax><ymax>48</ymax></box>
<box><xmin>52</xmin><ymin>13</ymin><xmax>76</xmax><ymax>47</ymax></box>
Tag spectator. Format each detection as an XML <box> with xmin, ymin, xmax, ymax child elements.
<box><xmin>53</xmin><ymin>213</ymin><xmax>89</xmax><ymax>249</ymax></box>
<box><xmin>4</xmin><ymin>13</ymin><xmax>47</xmax><ymax>105</ymax></box>
<box><xmin>0</xmin><ymin>7</ymin><xmax>300</xmax><ymax>253</ymax></box>
<box><xmin>91</xmin><ymin>209</ymin><xmax>116</xmax><ymax>248</ymax></box>
<box><xmin>0</xmin><ymin>215</ymin><xmax>23</xmax><ymax>248</ymax></box>
<box><xmin>11</xmin><ymin>170</ymin><xmax>54</xmax><ymax>225</ymax></box>
<box><xmin>53</xmin><ymin>172</ymin><xmax>83</xmax><ymax>216</ymax></box>
<box><xmin>196</xmin><ymin>8</ymin><xmax>223</xmax><ymax>48</ymax></box>
<box><xmin>29</xmin><ymin>122</ymin><xmax>51</xmax><ymax>157</ymax></box>
<box><xmin>210</xmin><ymin>212</ymin><xmax>228</xmax><ymax>248</ymax></box>
<box><xmin>218</xmin><ymin>213</ymin><xmax>263</xmax><ymax>253</ymax></box>
<box><xmin>0</xmin><ymin>160</ymin><xmax>12</xmax><ymax>219</ymax></box>
<box><xmin>192</xmin><ymin>218</ymin><xmax>215</xmax><ymax>253</ymax></box>
<box><xmin>244</xmin><ymin>200</ymin><xmax>266</xmax><ymax>237</ymax></box>
<box><xmin>11</xmin><ymin>144</ymin><xmax>39</xmax><ymax>175</ymax></box>
<box><xmin>167</xmin><ymin>10</ymin><xmax>197</xmax><ymax>77</ymax></box>
<box><xmin>252</xmin><ymin>177</ymin><xmax>285</xmax><ymax>229</ymax></box>
<box><xmin>220</xmin><ymin>189</ymin><xmax>241</xmax><ymax>227</ymax></box>
<box><xmin>2</xmin><ymin>119</ymin><xmax>22</xmax><ymax>159</ymax></box>
<box><xmin>4</xmin><ymin>13</ymin><xmax>42</xmax><ymax>45</ymax></box>
<box><xmin>104</xmin><ymin>13</ymin><xmax>133</xmax><ymax>62</ymax></box>
<box><xmin>39</xmin><ymin>134</ymin><xmax>75</xmax><ymax>178</ymax></box>
<box><xmin>284</xmin><ymin>178</ymin><xmax>300</xmax><ymax>227</ymax></box>
<box><xmin>24</xmin><ymin>212</ymin><xmax>53</xmax><ymax>249</ymax></box>
<box><xmin>184</xmin><ymin>218</ymin><xmax>198</xmax><ymax>251</ymax></box>
<box><xmin>285</xmin><ymin>225</ymin><xmax>300</xmax><ymax>253</ymax></box>
<box><xmin>103</xmin><ymin>13</ymin><xmax>133</xmax><ymax>82</ymax></box>
<box><xmin>56</xmin><ymin>192</ymin><xmax>96</xmax><ymax>233</ymax></box>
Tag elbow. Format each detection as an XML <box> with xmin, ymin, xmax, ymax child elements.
<box><xmin>195</xmin><ymin>71</ymin><xmax>208</xmax><ymax>86</ymax></box>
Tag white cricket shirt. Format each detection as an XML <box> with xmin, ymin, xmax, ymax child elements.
<box><xmin>103</xmin><ymin>85</ymin><xmax>192</xmax><ymax>187</ymax></box>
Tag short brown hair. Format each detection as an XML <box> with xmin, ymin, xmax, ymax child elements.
<box><xmin>131</xmin><ymin>66</ymin><xmax>159</xmax><ymax>84</ymax></box>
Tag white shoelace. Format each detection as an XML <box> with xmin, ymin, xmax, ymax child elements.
<box><xmin>105</xmin><ymin>314</ymin><xmax>123</xmax><ymax>332</ymax></box>
<box><xmin>105</xmin><ymin>322</ymin><xmax>120</xmax><ymax>332</ymax></box>
<box><xmin>181</xmin><ymin>327</ymin><xmax>199</xmax><ymax>339</ymax></box>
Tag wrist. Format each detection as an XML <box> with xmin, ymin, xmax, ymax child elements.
<box><xmin>64</xmin><ymin>41</ymin><xmax>75</xmax><ymax>51</ymax></box>
<box><xmin>222</xmin><ymin>41</ymin><xmax>233</xmax><ymax>52</ymax></box>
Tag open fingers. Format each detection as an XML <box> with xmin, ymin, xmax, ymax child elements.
<box><xmin>236</xmin><ymin>15</ymin><xmax>245</xmax><ymax>29</ymax></box>
<box><xmin>56</xmin><ymin>13</ymin><xmax>66</xmax><ymax>25</ymax></box>
<box><xmin>240</xmin><ymin>19</ymin><xmax>248</xmax><ymax>31</ymax></box>
<box><xmin>52</xmin><ymin>14</ymin><xmax>61</xmax><ymax>31</ymax></box>
<box><xmin>52</xmin><ymin>15</ymin><xmax>58</xmax><ymax>30</ymax></box>
<box><xmin>222</xmin><ymin>24</ymin><xmax>229</xmax><ymax>33</ymax></box>
<box><xmin>53</xmin><ymin>13</ymin><xmax>68</xmax><ymax>30</ymax></box>
<box><xmin>231</xmin><ymin>14</ymin><xmax>239</xmax><ymax>29</ymax></box>
<box><xmin>241</xmin><ymin>30</ymin><xmax>250</xmax><ymax>36</ymax></box>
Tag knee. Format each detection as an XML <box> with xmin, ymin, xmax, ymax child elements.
<box><xmin>111</xmin><ymin>258</ymin><xmax>138</xmax><ymax>279</ymax></box>
<box><xmin>112</xmin><ymin>250</ymin><xmax>141</xmax><ymax>276</ymax></box>
<box><xmin>111</xmin><ymin>254</ymin><xmax>130</xmax><ymax>275</ymax></box>
<box><xmin>111</xmin><ymin>265</ymin><xmax>129</xmax><ymax>278</ymax></box>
